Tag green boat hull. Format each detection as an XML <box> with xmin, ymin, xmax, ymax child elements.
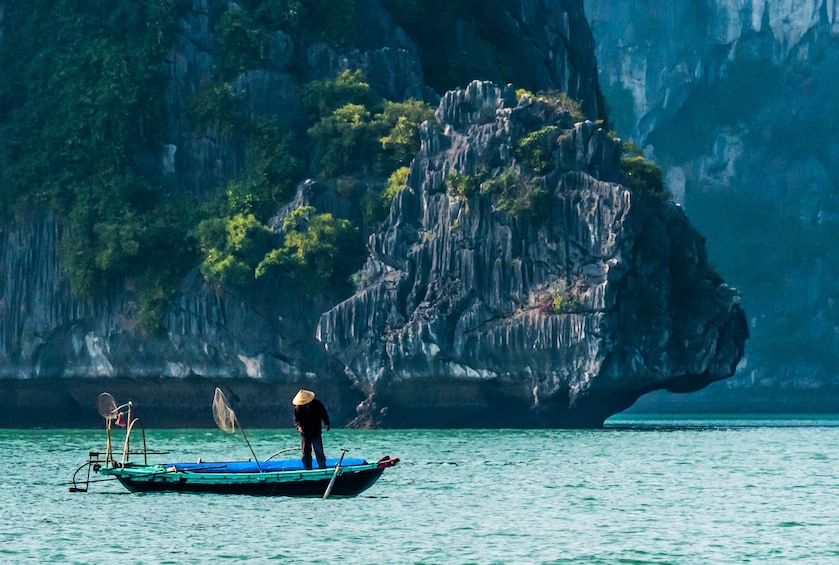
<box><xmin>99</xmin><ymin>462</ymin><xmax>388</xmax><ymax>497</ymax></box>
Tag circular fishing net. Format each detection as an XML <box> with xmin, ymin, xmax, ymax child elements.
<box><xmin>212</xmin><ymin>387</ymin><xmax>237</xmax><ymax>434</ymax></box>
<box><xmin>96</xmin><ymin>392</ymin><xmax>117</xmax><ymax>420</ymax></box>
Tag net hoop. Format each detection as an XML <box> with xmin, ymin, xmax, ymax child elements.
<box><xmin>96</xmin><ymin>393</ymin><xmax>118</xmax><ymax>420</ymax></box>
<box><xmin>212</xmin><ymin>387</ymin><xmax>237</xmax><ymax>434</ymax></box>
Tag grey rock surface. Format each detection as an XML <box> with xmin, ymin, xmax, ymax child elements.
<box><xmin>318</xmin><ymin>82</ymin><xmax>747</xmax><ymax>427</ymax></box>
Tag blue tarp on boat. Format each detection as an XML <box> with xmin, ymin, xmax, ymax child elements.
<box><xmin>167</xmin><ymin>458</ymin><xmax>368</xmax><ymax>473</ymax></box>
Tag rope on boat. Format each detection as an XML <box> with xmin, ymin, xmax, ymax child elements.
<box><xmin>265</xmin><ymin>447</ymin><xmax>300</xmax><ymax>461</ymax></box>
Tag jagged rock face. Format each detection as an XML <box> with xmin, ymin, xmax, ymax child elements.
<box><xmin>0</xmin><ymin>195</ymin><xmax>359</xmax><ymax>385</ymax></box>
<box><xmin>317</xmin><ymin>81</ymin><xmax>747</xmax><ymax>427</ymax></box>
<box><xmin>0</xmin><ymin>208</ymin><xmax>362</xmax><ymax>420</ymax></box>
<box><xmin>0</xmin><ymin>210</ymin><xmax>338</xmax><ymax>377</ymax></box>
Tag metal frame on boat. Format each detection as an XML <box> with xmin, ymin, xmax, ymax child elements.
<box><xmin>70</xmin><ymin>389</ymin><xmax>399</xmax><ymax>498</ymax></box>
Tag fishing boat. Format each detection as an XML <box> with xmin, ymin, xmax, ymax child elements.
<box><xmin>70</xmin><ymin>388</ymin><xmax>399</xmax><ymax>498</ymax></box>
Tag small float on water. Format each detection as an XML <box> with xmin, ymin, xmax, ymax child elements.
<box><xmin>70</xmin><ymin>388</ymin><xmax>399</xmax><ymax>498</ymax></box>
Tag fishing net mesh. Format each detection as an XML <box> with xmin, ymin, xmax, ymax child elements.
<box><xmin>96</xmin><ymin>392</ymin><xmax>117</xmax><ymax>419</ymax></box>
<box><xmin>212</xmin><ymin>387</ymin><xmax>237</xmax><ymax>433</ymax></box>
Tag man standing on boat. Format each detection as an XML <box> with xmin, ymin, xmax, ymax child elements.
<box><xmin>292</xmin><ymin>389</ymin><xmax>331</xmax><ymax>469</ymax></box>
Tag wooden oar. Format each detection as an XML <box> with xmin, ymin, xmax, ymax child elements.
<box><xmin>322</xmin><ymin>448</ymin><xmax>349</xmax><ymax>499</ymax></box>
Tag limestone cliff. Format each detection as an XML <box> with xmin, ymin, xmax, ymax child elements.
<box><xmin>0</xmin><ymin>0</ymin><xmax>747</xmax><ymax>427</ymax></box>
<box><xmin>588</xmin><ymin>0</ymin><xmax>839</xmax><ymax>402</ymax></box>
<box><xmin>317</xmin><ymin>82</ymin><xmax>747</xmax><ymax>427</ymax></box>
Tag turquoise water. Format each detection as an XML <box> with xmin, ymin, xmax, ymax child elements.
<box><xmin>2</xmin><ymin>418</ymin><xmax>838</xmax><ymax>564</ymax></box>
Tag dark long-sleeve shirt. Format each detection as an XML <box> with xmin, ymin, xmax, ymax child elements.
<box><xmin>293</xmin><ymin>399</ymin><xmax>330</xmax><ymax>438</ymax></box>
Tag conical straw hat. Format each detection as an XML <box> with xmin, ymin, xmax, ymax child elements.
<box><xmin>292</xmin><ymin>389</ymin><xmax>315</xmax><ymax>406</ymax></box>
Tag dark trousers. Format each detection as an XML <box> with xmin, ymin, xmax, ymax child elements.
<box><xmin>301</xmin><ymin>435</ymin><xmax>326</xmax><ymax>469</ymax></box>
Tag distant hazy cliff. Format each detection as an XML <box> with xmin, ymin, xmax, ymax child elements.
<box><xmin>588</xmin><ymin>0</ymin><xmax>839</xmax><ymax>403</ymax></box>
<box><xmin>0</xmin><ymin>0</ymin><xmax>747</xmax><ymax>427</ymax></box>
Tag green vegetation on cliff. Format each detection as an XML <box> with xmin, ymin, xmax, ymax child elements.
<box><xmin>256</xmin><ymin>205</ymin><xmax>359</xmax><ymax>293</ymax></box>
<box><xmin>620</xmin><ymin>142</ymin><xmax>668</xmax><ymax>200</ymax></box>
<box><xmin>0</xmin><ymin>0</ymin><xmax>195</xmax><ymax>326</ymax></box>
<box><xmin>0</xmin><ymin>0</ymin><xmax>598</xmax><ymax>332</ymax></box>
<box><xmin>0</xmin><ymin>1</ymin><xmax>435</xmax><ymax>328</ymax></box>
<box><xmin>304</xmin><ymin>71</ymin><xmax>434</xmax><ymax>177</ymax></box>
<box><xmin>191</xmin><ymin>69</ymin><xmax>431</xmax><ymax>294</ymax></box>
